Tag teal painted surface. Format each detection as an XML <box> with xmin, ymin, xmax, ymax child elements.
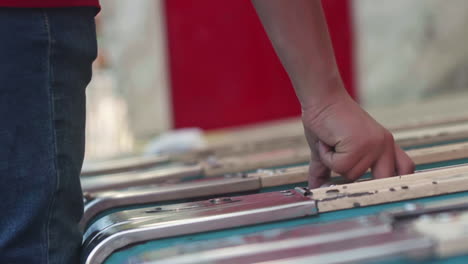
<box><xmin>369</xmin><ymin>255</ymin><xmax>468</xmax><ymax>264</ymax></box>
<box><xmin>104</xmin><ymin>191</ymin><xmax>468</xmax><ymax>264</ymax></box>
<box><xmin>92</xmin><ymin>155</ymin><xmax>468</xmax><ymax>263</ymax></box>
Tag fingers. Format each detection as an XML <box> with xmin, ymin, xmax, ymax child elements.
<box><xmin>317</xmin><ymin>134</ymin><xmax>412</xmax><ymax>182</ymax></box>
<box><xmin>394</xmin><ymin>144</ymin><xmax>415</xmax><ymax>175</ymax></box>
<box><xmin>371</xmin><ymin>138</ymin><xmax>396</xmax><ymax>179</ymax></box>
<box><xmin>344</xmin><ymin>154</ymin><xmax>374</xmax><ymax>181</ymax></box>
<box><xmin>308</xmin><ymin>159</ymin><xmax>331</xmax><ymax>189</ymax></box>
<box><xmin>303</xmin><ymin>126</ymin><xmax>332</xmax><ymax>189</ymax></box>
<box><xmin>317</xmin><ymin>140</ymin><xmax>365</xmax><ymax>181</ymax></box>
<box><xmin>302</xmin><ymin>100</ymin><xmax>415</xmax><ymax>186</ymax></box>
<box><xmin>316</xmin><ymin>140</ymin><xmax>334</xmax><ymax>167</ymax></box>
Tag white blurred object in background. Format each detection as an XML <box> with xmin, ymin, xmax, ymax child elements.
<box><xmin>84</xmin><ymin>0</ymin><xmax>170</xmax><ymax>161</ymax></box>
<box><xmin>144</xmin><ymin>128</ymin><xmax>206</xmax><ymax>155</ymax></box>
<box><xmin>99</xmin><ymin>0</ymin><xmax>172</xmax><ymax>139</ymax></box>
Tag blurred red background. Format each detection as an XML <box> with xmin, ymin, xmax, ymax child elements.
<box><xmin>165</xmin><ymin>0</ymin><xmax>355</xmax><ymax>130</ymax></box>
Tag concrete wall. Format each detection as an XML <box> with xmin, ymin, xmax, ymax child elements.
<box><xmin>355</xmin><ymin>0</ymin><xmax>468</xmax><ymax>107</ymax></box>
<box><xmin>85</xmin><ymin>0</ymin><xmax>171</xmax><ymax>160</ymax></box>
<box><xmin>99</xmin><ymin>0</ymin><xmax>172</xmax><ymax>139</ymax></box>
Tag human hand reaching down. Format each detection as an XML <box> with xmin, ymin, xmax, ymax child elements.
<box><xmin>302</xmin><ymin>89</ymin><xmax>415</xmax><ymax>188</ymax></box>
<box><xmin>251</xmin><ymin>0</ymin><xmax>415</xmax><ymax>188</ymax></box>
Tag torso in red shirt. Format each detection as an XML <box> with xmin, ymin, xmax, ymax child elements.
<box><xmin>0</xmin><ymin>0</ymin><xmax>99</xmax><ymax>8</ymax></box>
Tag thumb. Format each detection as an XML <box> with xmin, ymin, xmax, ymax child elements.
<box><xmin>308</xmin><ymin>160</ymin><xmax>331</xmax><ymax>188</ymax></box>
<box><xmin>317</xmin><ymin>140</ymin><xmax>335</xmax><ymax>168</ymax></box>
<box><xmin>308</xmin><ymin>141</ymin><xmax>331</xmax><ymax>188</ymax></box>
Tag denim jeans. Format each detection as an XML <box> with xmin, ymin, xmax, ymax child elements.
<box><xmin>0</xmin><ymin>7</ymin><xmax>97</xmax><ymax>264</ymax></box>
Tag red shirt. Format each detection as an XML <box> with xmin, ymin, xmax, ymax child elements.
<box><xmin>0</xmin><ymin>0</ymin><xmax>99</xmax><ymax>7</ymax></box>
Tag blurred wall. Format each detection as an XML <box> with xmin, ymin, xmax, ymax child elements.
<box><xmin>85</xmin><ymin>0</ymin><xmax>172</xmax><ymax>160</ymax></box>
<box><xmin>355</xmin><ymin>0</ymin><xmax>468</xmax><ymax>107</ymax></box>
<box><xmin>85</xmin><ymin>67</ymin><xmax>134</xmax><ymax>159</ymax></box>
<box><xmin>99</xmin><ymin>0</ymin><xmax>172</xmax><ymax>139</ymax></box>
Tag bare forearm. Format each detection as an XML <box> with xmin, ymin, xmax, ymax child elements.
<box><xmin>253</xmin><ymin>0</ymin><xmax>414</xmax><ymax>186</ymax></box>
<box><xmin>252</xmin><ymin>0</ymin><xmax>344</xmax><ymax>110</ymax></box>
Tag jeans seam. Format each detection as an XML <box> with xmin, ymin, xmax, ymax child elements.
<box><xmin>42</xmin><ymin>9</ymin><xmax>58</xmax><ymax>264</ymax></box>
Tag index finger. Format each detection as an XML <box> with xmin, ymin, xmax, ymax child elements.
<box><xmin>308</xmin><ymin>158</ymin><xmax>331</xmax><ymax>188</ymax></box>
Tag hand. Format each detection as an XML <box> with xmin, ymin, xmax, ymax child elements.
<box><xmin>302</xmin><ymin>88</ymin><xmax>415</xmax><ymax>188</ymax></box>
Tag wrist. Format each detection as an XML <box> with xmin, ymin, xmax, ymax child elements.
<box><xmin>298</xmin><ymin>72</ymin><xmax>349</xmax><ymax>115</ymax></box>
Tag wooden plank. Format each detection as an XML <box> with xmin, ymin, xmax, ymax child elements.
<box><xmin>204</xmin><ymin>130</ymin><xmax>468</xmax><ymax>178</ymax></box>
<box><xmin>407</xmin><ymin>141</ymin><xmax>468</xmax><ymax>164</ymax></box>
<box><xmin>259</xmin><ymin>142</ymin><xmax>468</xmax><ymax>187</ymax></box>
<box><xmin>395</xmin><ymin>121</ymin><xmax>468</xmax><ymax>147</ymax></box>
<box><xmin>313</xmin><ymin>165</ymin><xmax>468</xmax><ymax>212</ymax></box>
<box><xmin>81</xmin><ymin>164</ymin><xmax>203</xmax><ymax>192</ymax></box>
<box><xmin>369</xmin><ymin>91</ymin><xmax>468</xmax><ymax>132</ymax></box>
<box><xmin>81</xmin><ymin>149</ymin><xmax>468</xmax><ymax>228</ymax></box>
<box><xmin>184</xmin><ymin>120</ymin><xmax>468</xmax><ymax>162</ymax></box>
<box><xmin>200</xmin><ymin>92</ymin><xmax>468</xmax><ymax>155</ymax></box>
<box><xmin>174</xmin><ymin>135</ymin><xmax>306</xmax><ymax>162</ymax></box>
<box><xmin>81</xmin><ymin>155</ymin><xmax>170</xmax><ymax>176</ymax></box>
<box><xmin>203</xmin><ymin>148</ymin><xmax>310</xmax><ymax>176</ymax></box>
<box><xmin>82</xmin><ymin>140</ymin><xmax>468</xmax><ymax>192</ymax></box>
<box><xmin>82</xmin><ymin>117</ymin><xmax>468</xmax><ymax>176</ymax></box>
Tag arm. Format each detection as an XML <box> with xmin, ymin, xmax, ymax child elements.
<box><xmin>252</xmin><ymin>0</ymin><xmax>340</xmax><ymax>109</ymax></box>
<box><xmin>252</xmin><ymin>0</ymin><xmax>414</xmax><ymax>187</ymax></box>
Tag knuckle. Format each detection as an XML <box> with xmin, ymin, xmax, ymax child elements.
<box><xmin>377</xmin><ymin>131</ymin><xmax>387</xmax><ymax>144</ymax></box>
<box><xmin>367</xmin><ymin>132</ymin><xmax>385</xmax><ymax>148</ymax></box>
<box><xmin>365</xmin><ymin>130</ymin><xmax>392</xmax><ymax>153</ymax></box>
<box><xmin>356</xmin><ymin>138</ymin><xmax>370</xmax><ymax>150</ymax></box>
<box><xmin>384</xmin><ymin>131</ymin><xmax>394</xmax><ymax>142</ymax></box>
<box><xmin>355</xmin><ymin>137</ymin><xmax>373</xmax><ymax>152</ymax></box>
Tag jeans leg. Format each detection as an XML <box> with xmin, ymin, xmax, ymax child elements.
<box><xmin>46</xmin><ymin>8</ymin><xmax>98</xmax><ymax>264</ymax></box>
<box><xmin>0</xmin><ymin>8</ymin><xmax>97</xmax><ymax>264</ymax></box>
